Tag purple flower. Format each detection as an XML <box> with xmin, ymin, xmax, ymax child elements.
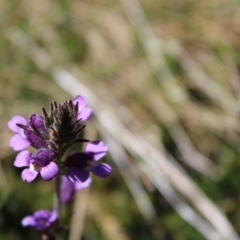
<box><xmin>21</xmin><ymin>209</ymin><xmax>57</xmax><ymax>231</ymax></box>
<box><xmin>65</xmin><ymin>140</ymin><xmax>112</xmax><ymax>183</ymax></box>
<box><xmin>73</xmin><ymin>95</ymin><xmax>92</xmax><ymax>121</ymax></box>
<box><xmin>8</xmin><ymin>116</ymin><xmax>31</xmax><ymax>151</ymax></box>
<box><xmin>60</xmin><ymin>176</ymin><xmax>92</xmax><ymax>204</ymax></box>
<box><xmin>8</xmin><ymin>115</ymin><xmax>46</xmax><ymax>151</ymax></box>
<box><xmin>14</xmin><ymin>148</ymin><xmax>58</xmax><ymax>182</ymax></box>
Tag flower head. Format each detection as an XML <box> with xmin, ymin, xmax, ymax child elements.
<box><xmin>65</xmin><ymin>140</ymin><xmax>112</xmax><ymax>182</ymax></box>
<box><xmin>42</xmin><ymin>99</ymin><xmax>88</xmax><ymax>155</ymax></box>
<box><xmin>8</xmin><ymin>96</ymin><xmax>91</xmax><ymax>156</ymax></box>
<box><xmin>60</xmin><ymin>175</ymin><xmax>92</xmax><ymax>204</ymax></box>
<box><xmin>21</xmin><ymin>209</ymin><xmax>57</xmax><ymax>231</ymax></box>
<box><xmin>73</xmin><ymin>95</ymin><xmax>92</xmax><ymax>121</ymax></box>
<box><xmin>14</xmin><ymin>148</ymin><xmax>58</xmax><ymax>182</ymax></box>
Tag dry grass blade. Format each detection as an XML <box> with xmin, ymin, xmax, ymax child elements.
<box><xmin>119</xmin><ymin>0</ymin><xmax>217</xmax><ymax>177</ymax></box>
<box><xmin>97</xmin><ymin>125</ymin><xmax>161</xmax><ymax>239</ymax></box>
<box><xmin>141</xmin><ymin>163</ymin><xmax>223</xmax><ymax>240</ymax></box>
<box><xmin>167</xmin><ymin>123</ymin><xmax>216</xmax><ymax>177</ymax></box>
<box><xmin>69</xmin><ymin>189</ymin><xmax>89</xmax><ymax>240</ymax></box>
<box><xmin>98</xmin><ymin>124</ymin><xmax>157</xmax><ymax>221</ymax></box>
<box><xmin>120</xmin><ymin>0</ymin><xmax>185</xmax><ymax>104</ymax></box>
<box><xmin>167</xmin><ymin>40</ymin><xmax>240</xmax><ymax>115</ymax></box>
<box><xmin>98</xmin><ymin>124</ymin><xmax>222</xmax><ymax>240</ymax></box>
<box><xmin>88</xmin><ymin>194</ymin><xmax>129</xmax><ymax>240</ymax></box>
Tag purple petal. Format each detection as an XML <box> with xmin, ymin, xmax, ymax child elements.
<box><xmin>74</xmin><ymin>176</ymin><xmax>92</xmax><ymax>191</ymax></box>
<box><xmin>77</xmin><ymin>107</ymin><xmax>92</xmax><ymax>121</ymax></box>
<box><xmin>90</xmin><ymin>163</ymin><xmax>112</xmax><ymax>178</ymax></box>
<box><xmin>73</xmin><ymin>95</ymin><xmax>87</xmax><ymax>110</ymax></box>
<box><xmin>60</xmin><ymin>176</ymin><xmax>75</xmax><ymax>204</ymax></box>
<box><xmin>29</xmin><ymin>114</ymin><xmax>46</xmax><ymax>136</ymax></box>
<box><xmin>85</xmin><ymin>141</ymin><xmax>108</xmax><ymax>161</ymax></box>
<box><xmin>9</xmin><ymin>134</ymin><xmax>30</xmax><ymax>151</ymax></box>
<box><xmin>40</xmin><ymin>162</ymin><xmax>58</xmax><ymax>181</ymax></box>
<box><xmin>34</xmin><ymin>223</ymin><xmax>49</xmax><ymax>231</ymax></box>
<box><xmin>22</xmin><ymin>168</ymin><xmax>38</xmax><ymax>182</ymax></box>
<box><xmin>34</xmin><ymin>210</ymin><xmax>51</xmax><ymax>219</ymax></box>
<box><xmin>24</xmin><ymin>131</ymin><xmax>46</xmax><ymax>149</ymax></box>
<box><xmin>68</xmin><ymin>167</ymin><xmax>89</xmax><ymax>183</ymax></box>
<box><xmin>8</xmin><ymin>115</ymin><xmax>27</xmax><ymax>133</ymax></box>
<box><xmin>49</xmin><ymin>209</ymin><xmax>58</xmax><ymax>223</ymax></box>
<box><xmin>14</xmin><ymin>150</ymin><xmax>31</xmax><ymax>167</ymax></box>
<box><xmin>21</xmin><ymin>216</ymin><xmax>36</xmax><ymax>227</ymax></box>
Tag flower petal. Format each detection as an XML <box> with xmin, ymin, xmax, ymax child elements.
<box><xmin>60</xmin><ymin>176</ymin><xmax>75</xmax><ymax>204</ymax></box>
<box><xmin>74</xmin><ymin>176</ymin><xmax>92</xmax><ymax>191</ymax></box>
<box><xmin>14</xmin><ymin>150</ymin><xmax>31</xmax><ymax>167</ymax></box>
<box><xmin>49</xmin><ymin>209</ymin><xmax>58</xmax><ymax>223</ymax></box>
<box><xmin>29</xmin><ymin>114</ymin><xmax>46</xmax><ymax>136</ymax></box>
<box><xmin>24</xmin><ymin>131</ymin><xmax>46</xmax><ymax>149</ymax></box>
<box><xmin>21</xmin><ymin>216</ymin><xmax>36</xmax><ymax>227</ymax></box>
<box><xmin>9</xmin><ymin>134</ymin><xmax>30</xmax><ymax>151</ymax></box>
<box><xmin>8</xmin><ymin>116</ymin><xmax>27</xmax><ymax>133</ymax></box>
<box><xmin>34</xmin><ymin>210</ymin><xmax>51</xmax><ymax>219</ymax></box>
<box><xmin>22</xmin><ymin>168</ymin><xmax>38</xmax><ymax>182</ymax></box>
<box><xmin>73</xmin><ymin>95</ymin><xmax>87</xmax><ymax>110</ymax></box>
<box><xmin>77</xmin><ymin>107</ymin><xmax>92</xmax><ymax>121</ymax></box>
<box><xmin>90</xmin><ymin>163</ymin><xmax>112</xmax><ymax>178</ymax></box>
<box><xmin>40</xmin><ymin>162</ymin><xmax>58</xmax><ymax>181</ymax></box>
<box><xmin>68</xmin><ymin>167</ymin><xmax>89</xmax><ymax>183</ymax></box>
<box><xmin>85</xmin><ymin>140</ymin><xmax>108</xmax><ymax>161</ymax></box>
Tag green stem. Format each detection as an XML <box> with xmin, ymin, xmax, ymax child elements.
<box><xmin>54</xmin><ymin>174</ymin><xmax>61</xmax><ymax>213</ymax></box>
<box><xmin>54</xmin><ymin>174</ymin><xmax>64</xmax><ymax>240</ymax></box>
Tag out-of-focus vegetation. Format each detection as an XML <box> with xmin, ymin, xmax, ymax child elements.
<box><xmin>1</xmin><ymin>0</ymin><xmax>240</xmax><ymax>239</ymax></box>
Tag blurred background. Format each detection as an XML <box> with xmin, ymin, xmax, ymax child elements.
<box><xmin>1</xmin><ymin>0</ymin><xmax>240</xmax><ymax>239</ymax></box>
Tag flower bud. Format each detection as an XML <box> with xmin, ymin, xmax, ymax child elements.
<box><xmin>29</xmin><ymin>114</ymin><xmax>47</xmax><ymax>137</ymax></box>
<box><xmin>42</xmin><ymin>100</ymin><xmax>87</xmax><ymax>155</ymax></box>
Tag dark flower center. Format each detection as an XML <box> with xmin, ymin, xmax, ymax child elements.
<box><xmin>65</xmin><ymin>152</ymin><xmax>89</xmax><ymax>169</ymax></box>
